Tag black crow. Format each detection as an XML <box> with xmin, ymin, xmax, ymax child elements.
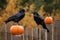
<box><xmin>33</xmin><ymin>12</ymin><xmax>49</xmax><ymax>32</ymax></box>
<box><xmin>4</xmin><ymin>9</ymin><xmax>25</xmax><ymax>24</ymax></box>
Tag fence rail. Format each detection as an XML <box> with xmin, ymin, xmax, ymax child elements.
<box><xmin>1</xmin><ymin>20</ymin><xmax>60</xmax><ymax>40</ymax></box>
<box><xmin>0</xmin><ymin>25</ymin><xmax>54</xmax><ymax>40</ymax></box>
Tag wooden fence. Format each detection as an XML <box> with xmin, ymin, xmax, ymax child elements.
<box><xmin>0</xmin><ymin>23</ymin><xmax>54</xmax><ymax>40</ymax></box>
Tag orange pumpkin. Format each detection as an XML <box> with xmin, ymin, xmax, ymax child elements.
<box><xmin>44</xmin><ymin>16</ymin><xmax>53</xmax><ymax>24</ymax></box>
<box><xmin>10</xmin><ymin>25</ymin><xmax>24</xmax><ymax>35</ymax></box>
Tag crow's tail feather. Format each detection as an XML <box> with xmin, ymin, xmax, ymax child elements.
<box><xmin>4</xmin><ymin>20</ymin><xmax>10</xmax><ymax>24</ymax></box>
<box><xmin>42</xmin><ymin>22</ymin><xmax>49</xmax><ymax>32</ymax></box>
<box><xmin>4</xmin><ymin>21</ymin><xmax>8</xmax><ymax>24</ymax></box>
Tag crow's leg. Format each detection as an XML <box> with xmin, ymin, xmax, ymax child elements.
<box><xmin>17</xmin><ymin>22</ymin><xmax>21</xmax><ymax>25</ymax></box>
<box><xmin>18</xmin><ymin>22</ymin><xmax>20</xmax><ymax>25</ymax></box>
<box><xmin>13</xmin><ymin>22</ymin><xmax>20</xmax><ymax>25</ymax></box>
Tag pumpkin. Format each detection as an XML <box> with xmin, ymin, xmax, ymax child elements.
<box><xmin>44</xmin><ymin>16</ymin><xmax>53</xmax><ymax>24</ymax></box>
<box><xmin>10</xmin><ymin>25</ymin><xmax>24</xmax><ymax>35</ymax></box>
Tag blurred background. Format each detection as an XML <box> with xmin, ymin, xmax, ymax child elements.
<box><xmin>0</xmin><ymin>0</ymin><xmax>60</xmax><ymax>28</ymax></box>
<box><xmin>0</xmin><ymin>0</ymin><xmax>60</xmax><ymax>40</ymax></box>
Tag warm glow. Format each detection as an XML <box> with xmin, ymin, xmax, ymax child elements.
<box><xmin>10</xmin><ymin>25</ymin><xmax>24</xmax><ymax>35</ymax></box>
<box><xmin>44</xmin><ymin>16</ymin><xmax>53</xmax><ymax>24</ymax></box>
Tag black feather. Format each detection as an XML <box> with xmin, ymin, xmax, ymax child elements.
<box><xmin>33</xmin><ymin>12</ymin><xmax>49</xmax><ymax>32</ymax></box>
<box><xmin>4</xmin><ymin>9</ymin><xmax>25</xmax><ymax>24</ymax></box>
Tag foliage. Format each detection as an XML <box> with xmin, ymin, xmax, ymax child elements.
<box><xmin>43</xmin><ymin>0</ymin><xmax>60</xmax><ymax>16</ymax></box>
<box><xmin>0</xmin><ymin>0</ymin><xmax>60</xmax><ymax>28</ymax></box>
<box><xmin>44</xmin><ymin>0</ymin><xmax>54</xmax><ymax>4</ymax></box>
<box><xmin>20</xmin><ymin>0</ymin><xmax>29</xmax><ymax>6</ymax></box>
<box><xmin>0</xmin><ymin>0</ymin><xmax>8</xmax><ymax>9</ymax></box>
<box><xmin>18</xmin><ymin>0</ymin><xmax>60</xmax><ymax>16</ymax></box>
<box><xmin>0</xmin><ymin>0</ymin><xmax>8</xmax><ymax>16</ymax></box>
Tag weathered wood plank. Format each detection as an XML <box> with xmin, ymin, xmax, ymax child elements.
<box><xmin>1</xmin><ymin>20</ymin><xmax>60</xmax><ymax>40</ymax></box>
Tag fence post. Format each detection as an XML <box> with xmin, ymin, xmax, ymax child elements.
<box><xmin>26</xmin><ymin>27</ymin><xmax>28</xmax><ymax>40</ymax></box>
<box><xmin>39</xmin><ymin>29</ymin><xmax>41</xmax><ymax>40</ymax></box>
<box><xmin>32</xmin><ymin>27</ymin><xmax>33</xmax><ymax>40</ymax></box>
<box><xmin>23</xmin><ymin>32</ymin><xmax>25</xmax><ymax>40</ymax></box>
<box><xmin>52</xmin><ymin>23</ymin><xmax>54</xmax><ymax>40</ymax></box>
<box><xmin>4</xmin><ymin>23</ymin><xmax>7</xmax><ymax>40</ymax></box>
<box><xmin>11</xmin><ymin>35</ymin><xmax>13</xmax><ymax>40</ymax></box>
<box><xmin>45</xmin><ymin>29</ymin><xmax>47</xmax><ymax>40</ymax></box>
<box><xmin>23</xmin><ymin>26</ymin><xmax>25</xmax><ymax>40</ymax></box>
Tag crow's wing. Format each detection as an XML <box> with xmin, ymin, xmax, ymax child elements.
<box><xmin>4</xmin><ymin>15</ymin><xmax>16</xmax><ymax>23</ymax></box>
<box><xmin>9</xmin><ymin>12</ymin><xmax>24</xmax><ymax>19</ymax></box>
<box><xmin>12</xmin><ymin>12</ymin><xmax>24</xmax><ymax>17</ymax></box>
<box><xmin>34</xmin><ymin>15</ymin><xmax>44</xmax><ymax>25</ymax></box>
<box><xmin>34</xmin><ymin>15</ymin><xmax>49</xmax><ymax>32</ymax></box>
<box><xmin>6</xmin><ymin>13</ymin><xmax>23</xmax><ymax>21</ymax></box>
<box><xmin>34</xmin><ymin>15</ymin><xmax>44</xmax><ymax>21</ymax></box>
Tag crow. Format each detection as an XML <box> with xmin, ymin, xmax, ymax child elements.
<box><xmin>4</xmin><ymin>9</ymin><xmax>25</xmax><ymax>24</ymax></box>
<box><xmin>32</xmin><ymin>12</ymin><xmax>49</xmax><ymax>32</ymax></box>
